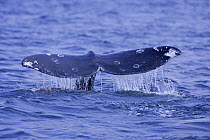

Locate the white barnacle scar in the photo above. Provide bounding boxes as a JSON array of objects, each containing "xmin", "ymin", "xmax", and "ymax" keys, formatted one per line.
[
  {"xmin": 57, "ymin": 54, "xmax": 64, "ymax": 57},
  {"xmin": 136, "ymin": 49, "xmax": 145, "ymax": 54},
  {"xmin": 34, "ymin": 68, "xmax": 39, "ymax": 71},
  {"xmin": 164, "ymin": 48, "xmax": 177, "ymax": 58},
  {"xmin": 23, "ymin": 61, "xmax": 33, "ymax": 67},
  {"xmin": 153, "ymin": 47, "xmax": 159, "ymax": 51}
]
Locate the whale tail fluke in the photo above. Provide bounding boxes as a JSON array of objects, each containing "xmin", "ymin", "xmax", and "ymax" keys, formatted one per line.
[
  {"xmin": 22, "ymin": 46, "xmax": 181, "ymax": 90},
  {"xmin": 96, "ymin": 46, "xmax": 181, "ymax": 75},
  {"xmin": 22, "ymin": 51, "xmax": 98, "ymax": 78}
]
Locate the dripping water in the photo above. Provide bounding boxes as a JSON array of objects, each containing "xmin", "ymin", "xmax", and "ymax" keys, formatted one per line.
[
  {"xmin": 97, "ymin": 71, "xmax": 103, "ymax": 92},
  {"xmin": 18, "ymin": 65, "xmax": 179, "ymax": 94},
  {"xmin": 111, "ymin": 67, "xmax": 179, "ymax": 95},
  {"xmin": 18, "ymin": 72, "xmax": 96, "ymax": 91}
]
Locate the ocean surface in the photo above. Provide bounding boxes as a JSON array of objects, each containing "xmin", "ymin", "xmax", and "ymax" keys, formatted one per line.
[{"xmin": 0, "ymin": 0, "xmax": 210, "ymax": 139}]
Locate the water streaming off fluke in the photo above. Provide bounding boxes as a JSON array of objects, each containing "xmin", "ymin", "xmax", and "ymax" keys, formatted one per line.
[{"xmin": 111, "ymin": 67, "xmax": 178, "ymax": 94}]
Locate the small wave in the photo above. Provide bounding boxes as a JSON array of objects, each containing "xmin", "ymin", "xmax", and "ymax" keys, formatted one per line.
[{"xmin": 0, "ymin": 130, "xmax": 33, "ymax": 139}]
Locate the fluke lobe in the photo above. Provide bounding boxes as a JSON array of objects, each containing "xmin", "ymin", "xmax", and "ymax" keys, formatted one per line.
[{"xmin": 22, "ymin": 46, "xmax": 181, "ymax": 90}]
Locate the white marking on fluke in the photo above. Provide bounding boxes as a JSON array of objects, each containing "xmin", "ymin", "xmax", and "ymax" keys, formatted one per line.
[
  {"xmin": 164, "ymin": 48, "xmax": 177, "ymax": 58},
  {"xmin": 34, "ymin": 60, "xmax": 38, "ymax": 64},
  {"xmin": 114, "ymin": 61, "xmax": 120, "ymax": 65},
  {"xmin": 72, "ymin": 67, "xmax": 78, "ymax": 72},
  {"xmin": 133, "ymin": 64, "xmax": 140, "ymax": 68},
  {"xmin": 51, "ymin": 58, "xmax": 60, "ymax": 64},
  {"xmin": 153, "ymin": 47, "xmax": 159, "ymax": 51},
  {"xmin": 136, "ymin": 49, "xmax": 145, "ymax": 54},
  {"xmin": 58, "ymin": 54, "xmax": 64, "ymax": 57},
  {"xmin": 23, "ymin": 62, "xmax": 33, "ymax": 67},
  {"xmin": 47, "ymin": 54, "xmax": 51, "ymax": 56},
  {"xmin": 34, "ymin": 68, "xmax": 39, "ymax": 71}
]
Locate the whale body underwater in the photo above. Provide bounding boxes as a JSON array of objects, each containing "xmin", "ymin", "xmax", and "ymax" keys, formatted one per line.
[{"xmin": 22, "ymin": 46, "xmax": 181, "ymax": 90}]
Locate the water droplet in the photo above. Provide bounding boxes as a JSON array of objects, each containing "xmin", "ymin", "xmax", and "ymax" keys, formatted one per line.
[
  {"xmin": 133, "ymin": 64, "xmax": 140, "ymax": 68},
  {"xmin": 136, "ymin": 49, "xmax": 145, "ymax": 54},
  {"xmin": 72, "ymin": 67, "xmax": 78, "ymax": 72},
  {"xmin": 58, "ymin": 54, "xmax": 64, "ymax": 57},
  {"xmin": 114, "ymin": 61, "xmax": 120, "ymax": 65}
]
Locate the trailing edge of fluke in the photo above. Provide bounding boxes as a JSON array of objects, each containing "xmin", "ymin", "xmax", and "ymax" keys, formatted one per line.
[{"xmin": 22, "ymin": 46, "xmax": 181, "ymax": 78}]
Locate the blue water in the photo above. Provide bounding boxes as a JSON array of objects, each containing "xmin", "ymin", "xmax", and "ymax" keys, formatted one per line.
[{"xmin": 0, "ymin": 0, "xmax": 210, "ymax": 139}]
